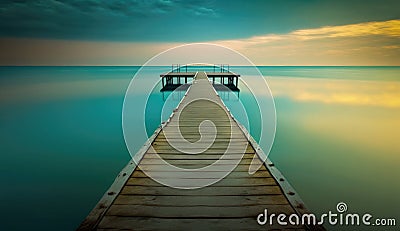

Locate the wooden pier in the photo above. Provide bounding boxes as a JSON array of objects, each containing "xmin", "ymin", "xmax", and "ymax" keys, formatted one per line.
[
  {"xmin": 78, "ymin": 71, "xmax": 324, "ymax": 231},
  {"xmin": 160, "ymin": 65, "xmax": 240, "ymax": 92}
]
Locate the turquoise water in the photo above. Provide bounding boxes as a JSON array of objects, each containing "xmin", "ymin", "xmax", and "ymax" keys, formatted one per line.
[{"xmin": 0, "ymin": 66, "xmax": 399, "ymax": 230}]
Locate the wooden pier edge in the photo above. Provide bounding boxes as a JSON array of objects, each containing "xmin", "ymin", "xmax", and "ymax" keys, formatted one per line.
[
  {"xmin": 76, "ymin": 125, "xmax": 162, "ymax": 231},
  {"xmin": 208, "ymin": 79, "xmax": 325, "ymax": 231},
  {"xmin": 76, "ymin": 80, "xmax": 195, "ymax": 231}
]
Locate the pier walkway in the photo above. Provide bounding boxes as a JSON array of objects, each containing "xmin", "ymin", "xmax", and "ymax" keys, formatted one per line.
[{"xmin": 78, "ymin": 72, "xmax": 323, "ymax": 230}]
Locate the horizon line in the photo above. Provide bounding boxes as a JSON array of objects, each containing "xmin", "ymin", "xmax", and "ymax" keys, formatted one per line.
[{"xmin": 1, "ymin": 65, "xmax": 399, "ymax": 67}]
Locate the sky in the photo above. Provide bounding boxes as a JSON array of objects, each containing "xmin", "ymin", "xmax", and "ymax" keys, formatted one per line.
[{"xmin": 0, "ymin": 0, "xmax": 399, "ymax": 65}]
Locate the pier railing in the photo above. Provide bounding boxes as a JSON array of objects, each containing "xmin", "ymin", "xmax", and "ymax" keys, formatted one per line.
[{"xmin": 161, "ymin": 64, "xmax": 239, "ymax": 92}]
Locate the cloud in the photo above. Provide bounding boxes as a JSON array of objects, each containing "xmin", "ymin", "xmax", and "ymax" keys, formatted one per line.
[
  {"xmin": 215, "ymin": 19, "xmax": 400, "ymax": 65},
  {"xmin": 0, "ymin": 0, "xmax": 178, "ymax": 17},
  {"xmin": 291, "ymin": 20, "xmax": 400, "ymax": 39},
  {"xmin": 0, "ymin": 0, "xmax": 218, "ymax": 40},
  {"xmin": 190, "ymin": 6, "xmax": 217, "ymax": 17}
]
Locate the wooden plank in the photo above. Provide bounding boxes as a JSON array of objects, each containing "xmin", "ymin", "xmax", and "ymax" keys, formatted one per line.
[
  {"xmin": 105, "ymin": 204, "xmax": 295, "ymax": 218},
  {"xmin": 142, "ymin": 153, "xmax": 257, "ymax": 160},
  {"xmin": 131, "ymin": 170, "xmax": 272, "ymax": 178},
  {"xmin": 155, "ymin": 137, "xmax": 248, "ymax": 141},
  {"xmin": 155, "ymin": 135, "xmax": 246, "ymax": 139},
  {"xmin": 152, "ymin": 140, "xmax": 249, "ymax": 145},
  {"xmin": 137, "ymin": 164, "xmax": 267, "ymax": 172},
  {"xmin": 149, "ymin": 143, "xmax": 254, "ymax": 150},
  {"xmin": 149, "ymin": 148, "xmax": 253, "ymax": 153},
  {"xmin": 120, "ymin": 185, "xmax": 283, "ymax": 196},
  {"xmin": 126, "ymin": 177, "xmax": 277, "ymax": 187},
  {"xmin": 150, "ymin": 144, "xmax": 250, "ymax": 150},
  {"xmin": 159, "ymin": 133, "xmax": 245, "ymax": 136},
  {"xmin": 165, "ymin": 124, "xmax": 237, "ymax": 127},
  {"xmin": 113, "ymin": 195, "xmax": 289, "ymax": 206},
  {"xmin": 146, "ymin": 148, "xmax": 256, "ymax": 154},
  {"xmin": 139, "ymin": 158, "xmax": 258, "ymax": 165},
  {"xmin": 164, "ymin": 129, "xmax": 241, "ymax": 133}
]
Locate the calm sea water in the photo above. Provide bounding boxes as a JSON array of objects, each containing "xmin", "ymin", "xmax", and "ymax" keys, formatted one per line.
[{"xmin": 0, "ymin": 66, "xmax": 399, "ymax": 230}]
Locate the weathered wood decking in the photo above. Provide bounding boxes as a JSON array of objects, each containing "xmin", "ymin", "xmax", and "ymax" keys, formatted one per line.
[{"xmin": 78, "ymin": 72, "xmax": 323, "ymax": 231}]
